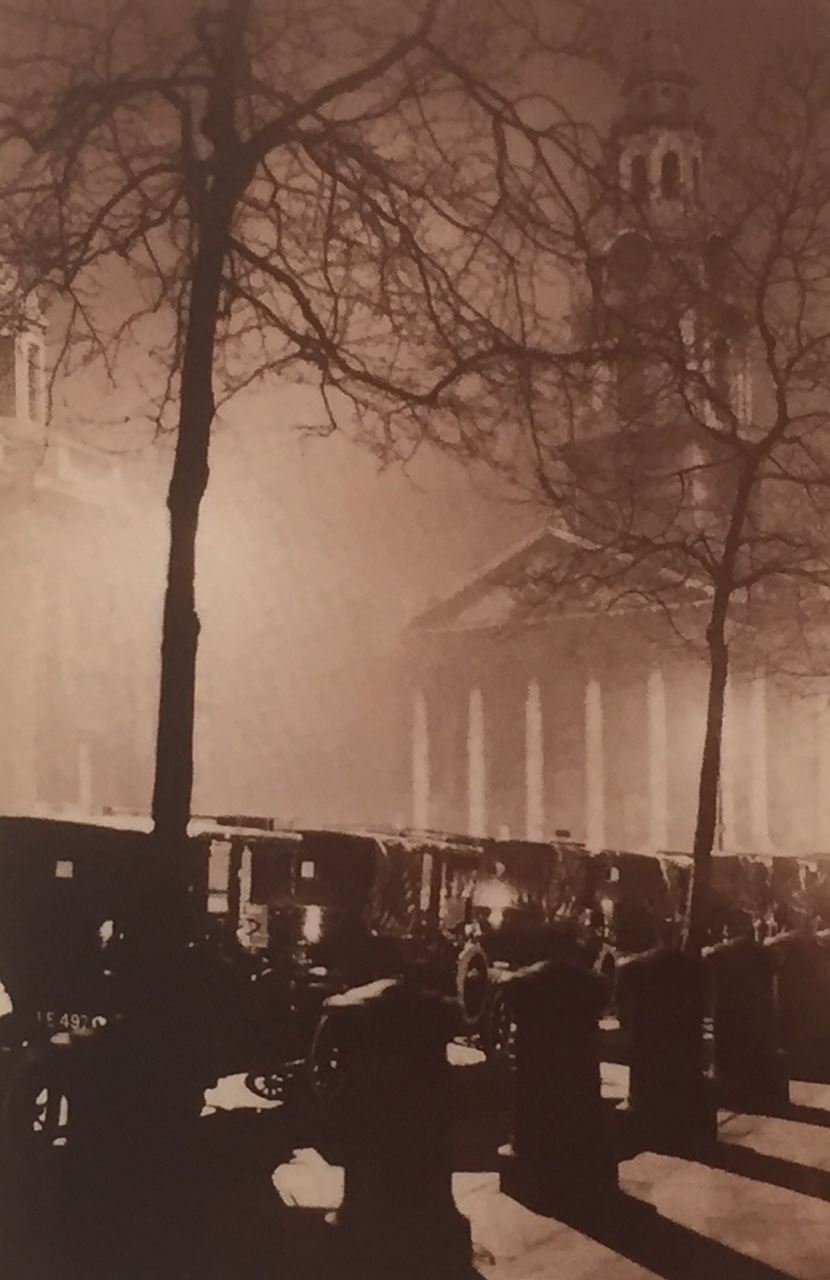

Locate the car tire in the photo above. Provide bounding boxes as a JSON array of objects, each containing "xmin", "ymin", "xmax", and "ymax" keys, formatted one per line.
[
  {"xmin": 308, "ymin": 1013, "xmax": 344, "ymax": 1103},
  {"xmin": 456, "ymin": 943, "xmax": 490, "ymax": 1027},
  {"xmin": 481, "ymin": 986, "xmax": 516, "ymax": 1063},
  {"xmin": 244, "ymin": 1072, "xmax": 285, "ymax": 1102}
]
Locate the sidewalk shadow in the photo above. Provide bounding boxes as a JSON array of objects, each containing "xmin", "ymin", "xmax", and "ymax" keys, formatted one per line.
[
  {"xmin": 548, "ymin": 1192, "xmax": 796, "ymax": 1280},
  {"xmin": 0, "ymin": 1107, "xmax": 332, "ymax": 1280},
  {"xmin": 785, "ymin": 1060, "xmax": 830, "ymax": 1087},
  {"xmin": 783, "ymin": 1101, "xmax": 830, "ymax": 1130},
  {"xmin": 702, "ymin": 1139, "xmax": 830, "ymax": 1204}
]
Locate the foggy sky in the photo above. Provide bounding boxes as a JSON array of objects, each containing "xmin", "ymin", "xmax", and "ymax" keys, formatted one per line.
[{"xmin": 48, "ymin": 0, "xmax": 821, "ymax": 828}]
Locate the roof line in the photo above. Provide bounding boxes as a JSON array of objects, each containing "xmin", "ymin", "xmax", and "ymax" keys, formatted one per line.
[{"xmin": 409, "ymin": 523, "xmax": 586, "ymax": 631}]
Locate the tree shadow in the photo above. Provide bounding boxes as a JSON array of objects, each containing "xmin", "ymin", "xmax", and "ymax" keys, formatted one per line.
[
  {"xmin": 547, "ymin": 1191, "xmax": 797, "ymax": 1280},
  {"xmin": 0, "ymin": 1106, "xmax": 336, "ymax": 1280},
  {"xmin": 65, "ymin": 1104, "xmax": 492, "ymax": 1280},
  {"xmin": 702, "ymin": 1139, "xmax": 830, "ymax": 1204},
  {"xmin": 450, "ymin": 1061, "xmax": 512, "ymax": 1174},
  {"xmin": 782, "ymin": 1101, "xmax": 830, "ymax": 1130}
]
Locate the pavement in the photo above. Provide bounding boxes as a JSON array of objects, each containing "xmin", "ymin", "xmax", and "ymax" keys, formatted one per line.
[
  {"xmin": 272, "ymin": 1059, "xmax": 830, "ymax": 1280},
  {"xmin": 458, "ymin": 1083, "xmax": 830, "ymax": 1280},
  {"xmin": 3, "ymin": 1044, "xmax": 828, "ymax": 1279}
]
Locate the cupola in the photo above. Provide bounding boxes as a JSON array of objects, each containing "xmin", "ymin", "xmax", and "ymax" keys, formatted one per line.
[{"xmin": 610, "ymin": 0, "xmax": 710, "ymax": 217}]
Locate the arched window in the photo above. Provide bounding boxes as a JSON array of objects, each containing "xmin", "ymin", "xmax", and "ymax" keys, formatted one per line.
[
  {"xmin": 661, "ymin": 151, "xmax": 681, "ymax": 199},
  {"xmin": 630, "ymin": 154, "xmax": 649, "ymax": 203},
  {"xmin": 710, "ymin": 333, "xmax": 732, "ymax": 410}
]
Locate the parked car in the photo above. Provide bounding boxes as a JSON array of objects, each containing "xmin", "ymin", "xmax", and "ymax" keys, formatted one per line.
[{"xmin": 0, "ymin": 814, "xmax": 218, "ymax": 1172}]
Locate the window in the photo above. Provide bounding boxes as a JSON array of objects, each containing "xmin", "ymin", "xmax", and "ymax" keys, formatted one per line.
[
  {"xmin": 249, "ymin": 846, "xmax": 293, "ymax": 903},
  {"xmin": 661, "ymin": 151, "xmax": 681, "ymax": 199},
  {"xmin": 25, "ymin": 342, "xmax": 42, "ymax": 420},
  {"xmin": 630, "ymin": 154, "xmax": 649, "ymax": 203},
  {"xmin": 0, "ymin": 334, "xmax": 15, "ymax": 416},
  {"xmin": 208, "ymin": 840, "xmax": 231, "ymax": 913},
  {"xmin": 208, "ymin": 841, "xmax": 231, "ymax": 892},
  {"xmin": 710, "ymin": 334, "xmax": 732, "ymax": 407}
]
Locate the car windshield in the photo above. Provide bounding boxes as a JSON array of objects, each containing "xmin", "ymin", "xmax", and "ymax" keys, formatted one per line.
[{"xmin": 249, "ymin": 831, "xmax": 377, "ymax": 914}]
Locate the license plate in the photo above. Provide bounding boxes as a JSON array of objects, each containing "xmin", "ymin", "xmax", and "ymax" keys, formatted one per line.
[{"xmin": 36, "ymin": 1011, "xmax": 107, "ymax": 1033}]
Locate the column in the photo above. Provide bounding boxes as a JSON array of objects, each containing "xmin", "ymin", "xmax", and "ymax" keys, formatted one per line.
[
  {"xmin": 467, "ymin": 687, "xmax": 486, "ymax": 837},
  {"xmin": 720, "ymin": 674, "xmax": 737, "ymax": 852},
  {"xmin": 412, "ymin": 689, "xmax": 430, "ymax": 831},
  {"xmin": 647, "ymin": 667, "xmax": 669, "ymax": 851},
  {"xmin": 78, "ymin": 739, "xmax": 93, "ymax": 813},
  {"xmin": 8, "ymin": 531, "xmax": 41, "ymax": 811},
  {"xmin": 816, "ymin": 690, "xmax": 830, "ymax": 850},
  {"xmin": 525, "ymin": 679, "xmax": 544, "ymax": 842},
  {"xmin": 585, "ymin": 677, "xmax": 605, "ymax": 850},
  {"xmin": 749, "ymin": 674, "xmax": 771, "ymax": 853}
]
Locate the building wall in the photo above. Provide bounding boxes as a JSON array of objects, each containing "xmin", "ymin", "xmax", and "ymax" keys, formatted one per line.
[
  {"xmin": 405, "ymin": 614, "xmax": 830, "ymax": 857},
  {"xmin": 0, "ymin": 438, "xmax": 159, "ymax": 818}
]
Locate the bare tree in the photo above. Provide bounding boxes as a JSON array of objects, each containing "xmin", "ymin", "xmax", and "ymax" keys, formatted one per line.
[
  {"xmin": 0, "ymin": 0, "xmax": 603, "ymax": 851},
  {"xmin": 459, "ymin": 22, "xmax": 830, "ymax": 949}
]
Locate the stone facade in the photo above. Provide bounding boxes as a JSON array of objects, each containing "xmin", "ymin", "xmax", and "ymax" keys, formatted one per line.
[
  {"xmin": 0, "ymin": 339, "xmax": 158, "ymax": 817},
  {"xmin": 405, "ymin": 568, "xmax": 830, "ymax": 857}
]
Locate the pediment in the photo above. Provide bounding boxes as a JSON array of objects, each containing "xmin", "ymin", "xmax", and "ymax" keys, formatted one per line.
[{"xmin": 410, "ymin": 523, "xmax": 710, "ymax": 635}]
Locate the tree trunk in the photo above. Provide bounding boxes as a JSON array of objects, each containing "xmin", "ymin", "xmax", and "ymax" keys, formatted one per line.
[
  {"xmin": 683, "ymin": 597, "xmax": 730, "ymax": 955},
  {"xmin": 150, "ymin": 2, "xmax": 250, "ymax": 848},
  {"xmin": 151, "ymin": 391, "xmax": 211, "ymax": 848},
  {"xmin": 151, "ymin": 205, "xmax": 238, "ymax": 845}
]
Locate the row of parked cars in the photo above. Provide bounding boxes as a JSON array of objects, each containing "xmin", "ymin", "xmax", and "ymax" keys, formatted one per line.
[{"xmin": 0, "ymin": 812, "xmax": 828, "ymax": 1171}]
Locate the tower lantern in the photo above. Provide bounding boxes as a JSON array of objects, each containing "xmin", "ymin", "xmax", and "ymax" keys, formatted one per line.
[{"xmin": 610, "ymin": 1, "xmax": 710, "ymax": 220}]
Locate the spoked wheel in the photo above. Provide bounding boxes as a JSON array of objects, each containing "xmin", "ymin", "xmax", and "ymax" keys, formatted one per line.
[
  {"xmin": 308, "ymin": 1014, "xmax": 344, "ymax": 1103},
  {"xmin": 244, "ymin": 1072, "xmax": 285, "ymax": 1103},
  {"xmin": 3, "ymin": 1061, "xmax": 72, "ymax": 1172},
  {"xmin": 456, "ymin": 944, "xmax": 490, "ymax": 1028}
]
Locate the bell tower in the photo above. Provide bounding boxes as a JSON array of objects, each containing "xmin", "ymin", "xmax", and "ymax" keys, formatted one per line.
[
  {"xmin": 566, "ymin": 2, "xmax": 747, "ymax": 540},
  {"xmin": 611, "ymin": 0, "xmax": 709, "ymax": 223},
  {"xmin": 574, "ymin": 0, "xmax": 716, "ymax": 443}
]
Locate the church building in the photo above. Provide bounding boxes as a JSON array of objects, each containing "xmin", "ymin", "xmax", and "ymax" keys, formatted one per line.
[{"xmin": 402, "ymin": 14, "xmax": 830, "ymax": 860}]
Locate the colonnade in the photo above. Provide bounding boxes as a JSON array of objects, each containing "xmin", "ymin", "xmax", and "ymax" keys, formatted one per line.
[{"xmin": 410, "ymin": 668, "xmax": 801, "ymax": 852}]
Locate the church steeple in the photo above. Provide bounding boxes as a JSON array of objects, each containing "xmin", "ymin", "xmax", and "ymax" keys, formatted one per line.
[{"xmin": 610, "ymin": 1, "xmax": 710, "ymax": 216}]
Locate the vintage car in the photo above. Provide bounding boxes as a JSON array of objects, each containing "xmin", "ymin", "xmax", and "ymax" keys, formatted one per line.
[
  {"xmin": 210, "ymin": 827, "xmax": 502, "ymax": 1096},
  {"xmin": 0, "ymin": 813, "xmax": 595, "ymax": 1156},
  {"xmin": 6, "ymin": 809, "xmax": 820, "ymax": 1163},
  {"xmin": 706, "ymin": 853, "xmax": 775, "ymax": 941},
  {"xmin": 800, "ymin": 853, "xmax": 830, "ymax": 929},
  {"xmin": 586, "ymin": 849, "xmax": 692, "ymax": 972},
  {"xmin": 209, "ymin": 827, "xmax": 412, "ymax": 1097},
  {"xmin": 0, "ymin": 814, "xmax": 224, "ymax": 1171},
  {"xmin": 206, "ymin": 823, "xmax": 604, "ymax": 1094}
]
